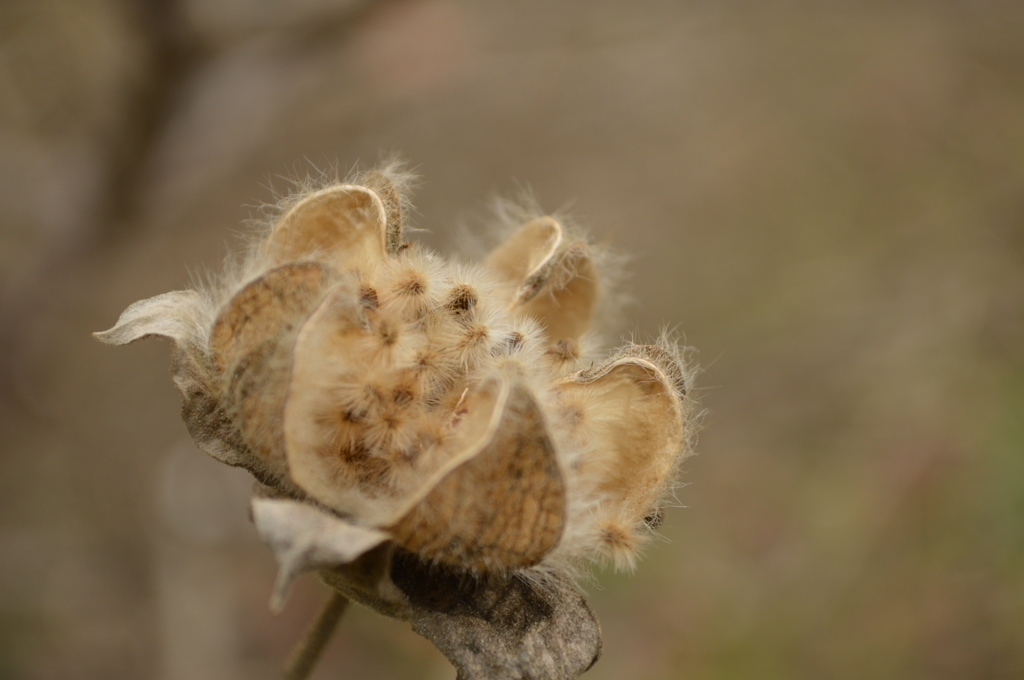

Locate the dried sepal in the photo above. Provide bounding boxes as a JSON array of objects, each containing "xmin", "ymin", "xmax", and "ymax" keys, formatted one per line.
[
  {"xmin": 315, "ymin": 546, "xmax": 412, "ymax": 623},
  {"xmin": 170, "ymin": 347, "xmax": 255, "ymax": 469},
  {"xmin": 93, "ymin": 290, "xmax": 205, "ymax": 348},
  {"xmin": 318, "ymin": 546, "xmax": 601, "ymax": 680},
  {"xmin": 251, "ymin": 497, "xmax": 389, "ymax": 613},
  {"xmin": 94, "ymin": 291, "xmax": 276, "ymax": 482},
  {"xmin": 389, "ymin": 375, "xmax": 566, "ymax": 571},
  {"xmin": 262, "ymin": 185, "xmax": 388, "ymax": 271},
  {"xmin": 390, "ymin": 550, "xmax": 602, "ymax": 680}
]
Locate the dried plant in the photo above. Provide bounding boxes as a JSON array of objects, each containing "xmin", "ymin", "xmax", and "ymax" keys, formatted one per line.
[{"xmin": 96, "ymin": 163, "xmax": 697, "ymax": 680}]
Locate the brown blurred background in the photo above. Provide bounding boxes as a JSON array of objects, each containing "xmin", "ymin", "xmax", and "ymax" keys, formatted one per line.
[{"xmin": 2, "ymin": 0, "xmax": 1024, "ymax": 678}]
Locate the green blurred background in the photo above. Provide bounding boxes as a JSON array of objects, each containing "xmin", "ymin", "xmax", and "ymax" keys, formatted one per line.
[{"xmin": 2, "ymin": 1, "xmax": 1024, "ymax": 678}]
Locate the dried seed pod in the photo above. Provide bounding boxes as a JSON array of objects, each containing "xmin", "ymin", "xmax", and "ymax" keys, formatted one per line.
[{"xmin": 96, "ymin": 164, "xmax": 698, "ymax": 680}]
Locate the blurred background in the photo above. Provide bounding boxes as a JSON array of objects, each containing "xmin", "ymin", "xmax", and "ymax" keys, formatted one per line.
[{"xmin": 2, "ymin": 0, "xmax": 1024, "ymax": 678}]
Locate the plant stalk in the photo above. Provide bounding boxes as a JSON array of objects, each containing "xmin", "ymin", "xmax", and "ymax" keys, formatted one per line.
[{"xmin": 283, "ymin": 591, "xmax": 350, "ymax": 680}]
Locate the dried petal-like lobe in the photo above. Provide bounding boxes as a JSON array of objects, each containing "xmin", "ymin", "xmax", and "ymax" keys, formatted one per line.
[
  {"xmin": 209, "ymin": 263, "xmax": 332, "ymax": 482},
  {"xmin": 390, "ymin": 376, "xmax": 566, "ymax": 571},
  {"xmin": 210, "ymin": 262, "xmax": 330, "ymax": 373},
  {"xmin": 284, "ymin": 283, "xmax": 382, "ymax": 516},
  {"xmin": 514, "ymin": 242, "xmax": 598, "ymax": 341},
  {"xmin": 484, "ymin": 219, "xmax": 599, "ymax": 341},
  {"xmin": 262, "ymin": 185, "xmax": 388, "ymax": 270},
  {"xmin": 251, "ymin": 497, "xmax": 389, "ymax": 613},
  {"xmin": 93, "ymin": 290, "xmax": 203, "ymax": 347},
  {"xmin": 484, "ymin": 217, "xmax": 563, "ymax": 305},
  {"xmin": 559, "ymin": 354, "xmax": 684, "ymax": 527},
  {"xmin": 356, "ymin": 170, "xmax": 405, "ymax": 255}
]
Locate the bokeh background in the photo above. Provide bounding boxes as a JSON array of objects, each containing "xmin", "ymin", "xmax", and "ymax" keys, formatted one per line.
[{"xmin": 3, "ymin": 1, "xmax": 1024, "ymax": 678}]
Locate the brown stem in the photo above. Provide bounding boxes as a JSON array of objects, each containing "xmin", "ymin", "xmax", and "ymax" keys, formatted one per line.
[{"xmin": 283, "ymin": 592, "xmax": 350, "ymax": 680}]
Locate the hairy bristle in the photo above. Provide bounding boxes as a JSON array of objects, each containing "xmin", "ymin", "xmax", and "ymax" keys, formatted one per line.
[
  {"xmin": 359, "ymin": 284, "xmax": 379, "ymax": 309},
  {"xmin": 545, "ymin": 338, "xmax": 580, "ymax": 364},
  {"xmin": 598, "ymin": 520, "xmax": 641, "ymax": 571},
  {"xmin": 445, "ymin": 284, "xmax": 478, "ymax": 313}
]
